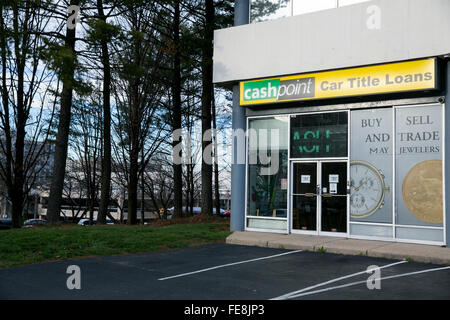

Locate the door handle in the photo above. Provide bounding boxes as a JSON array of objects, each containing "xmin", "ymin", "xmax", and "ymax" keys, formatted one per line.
[
  {"xmin": 304, "ymin": 193, "xmax": 316, "ymax": 198},
  {"xmin": 322, "ymin": 193, "xmax": 332, "ymax": 198}
]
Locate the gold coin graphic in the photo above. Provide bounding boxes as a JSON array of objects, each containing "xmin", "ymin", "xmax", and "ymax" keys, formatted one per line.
[{"xmin": 402, "ymin": 160, "xmax": 443, "ymax": 224}]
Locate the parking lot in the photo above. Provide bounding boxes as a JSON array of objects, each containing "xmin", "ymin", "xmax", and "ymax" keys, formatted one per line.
[{"xmin": 0, "ymin": 243, "xmax": 449, "ymax": 300}]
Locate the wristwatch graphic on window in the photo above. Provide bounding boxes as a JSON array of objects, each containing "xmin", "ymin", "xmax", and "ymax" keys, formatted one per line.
[{"xmin": 350, "ymin": 160, "xmax": 390, "ymax": 219}]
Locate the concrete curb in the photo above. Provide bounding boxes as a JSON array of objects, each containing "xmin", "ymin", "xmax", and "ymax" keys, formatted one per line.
[{"xmin": 226, "ymin": 231, "xmax": 450, "ymax": 265}]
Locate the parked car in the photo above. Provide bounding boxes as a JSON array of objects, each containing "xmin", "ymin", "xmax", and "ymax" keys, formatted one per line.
[
  {"xmin": 273, "ymin": 209, "xmax": 287, "ymax": 218},
  {"xmin": 77, "ymin": 218, "xmax": 114, "ymax": 226},
  {"xmin": 0, "ymin": 219, "xmax": 12, "ymax": 230},
  {"xmin": 159, "ymin": 208, "xmax": 174, "ymax": 220},
  {"xmin": 166, "ymin": 206, "xmax": 200, "ymax": 217},
  {"xmin": 22, "ymin": 219, "xmax": 47, "ymax": 228},
  {"xmin": 212, "ymin": 208, "xmax": 227, "ymax": 217},
  {"xmin": 78, "ymin": 218, "xmax": 93, "ymax": 226},
  {"xmin": 167, "ymin": 206, "xmax": 228, "ymax": 217}
]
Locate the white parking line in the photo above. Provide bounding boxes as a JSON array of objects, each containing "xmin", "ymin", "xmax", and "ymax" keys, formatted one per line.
[
  {"xmin": 158, "ymin": 249, "xmax": 303, "ymax": 281},
  {"xmin": 271, "ymin": 260, "xmax": 408, "ymax": 300},
  {"xmin": 276, "ymin": 265, "xmax": 450, "ymax": 300}
]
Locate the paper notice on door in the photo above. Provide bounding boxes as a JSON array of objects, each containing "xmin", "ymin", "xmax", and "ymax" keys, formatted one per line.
[
  {"xmin": 330, "ymin": 183, "xmax": 338, "ymax": 194},
  {"xmin": 301, "ymin": 175, "xmax": 311, "ymax": 184},
  {"xmin": 329, "ymin": 174, "xmax": 339, "ymax": 183},
  {"xmin": 281, "ymin": 179, "xmax": 287, "ymax": 190}
]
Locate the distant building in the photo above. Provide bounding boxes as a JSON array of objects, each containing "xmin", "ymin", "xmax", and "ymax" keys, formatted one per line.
[{"xmin": 0, "ymin": 138, "xmax": 55, "ymax": 219}]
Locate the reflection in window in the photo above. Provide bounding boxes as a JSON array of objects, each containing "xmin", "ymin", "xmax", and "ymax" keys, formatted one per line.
[
  {"xmin": 292, "ymin": 0, "xmax": 336, "ymax": 16},
  {"xmin": 250, "ymin": 0, "xmax": 290, "ymax": 23},
  {"xmin": 247, "ymin": 117, "xmax": 288, "ymax": 219},
  {"xmin": 338, "ymin": 0, "xmax": 371, "ymax": 7},
  {"xmin": 290, "ymin": 112, "xmax": 348, "ymax": 159},
  {"xmin": 250, "ymin": 0, "xmax": 372, "ymax": 23}
]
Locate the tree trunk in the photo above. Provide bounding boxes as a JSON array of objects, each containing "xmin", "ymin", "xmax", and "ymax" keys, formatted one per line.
[
  {"xmin": 212, "ymin": 89, "xmax": 221, "ymax": 216},
  {"xmin": 127, "ymin": 89, "xmax": 139, "ymax": 226},
  {"xmin": 126, "ymin": 9, "xmax": 142, "ymax": 225},
  {"xmin": 127, "ymin": 148, "xmax": 138, "ymax": 225},
  {"xmin": 47, "ymin": 0, "xmax": 80, "ymax": 225},
  {"xmin": 0, "ymin": 7, "xmax": 14, "ymax": 225},
  {"xmin": 10, "ymin": 5, "xmax": 26, "ymax": 228},
  {"xmin": 201, "ymin": 0, "xmax": 214, "ymax": 216},
  {"xmin": 190, "ymin": 163, "xmax": 194, "ymax": 216},
  {"xmin": 172, "ymin": 0, "xmax": 183, "ymax": 219},
  {"xmin": 141, "ymin": 151, "xmax": 145, "ymax": 224},
  {"xmin": 1, "ymin": 4, "xmax": 29, "ymax": 228},
  {"xmin": 97, "ymin": 0, "xmax": 112, "ymax": 225}
]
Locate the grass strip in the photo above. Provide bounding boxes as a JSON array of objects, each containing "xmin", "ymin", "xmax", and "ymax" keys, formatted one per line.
[{"xmin": 0, "ymin": 220, "xmax": 231, "ymax": 269}]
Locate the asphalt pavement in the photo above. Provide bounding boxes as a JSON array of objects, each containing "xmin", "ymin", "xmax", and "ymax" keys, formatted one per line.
[{"xmin": 0, "ymin": 243, "xmax": 449, "ymax": 300}]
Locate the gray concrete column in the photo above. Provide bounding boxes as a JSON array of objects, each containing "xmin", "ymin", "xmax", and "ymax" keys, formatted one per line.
[
  {"xmin": 230, "ymin": 0, "xmax": 249, "ymax": 232},
  {"xmin": 445, "ymin": 58, "xmax": 450, "ymax": 247},
  {"xmin": 234, "ymin": 0, "xmax": 250, "ymax": 26}
]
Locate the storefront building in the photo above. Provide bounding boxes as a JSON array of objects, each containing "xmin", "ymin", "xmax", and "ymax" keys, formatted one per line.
[{"xmin": 214, "ymin": 0, "xmax": 450, "ymax": 246}]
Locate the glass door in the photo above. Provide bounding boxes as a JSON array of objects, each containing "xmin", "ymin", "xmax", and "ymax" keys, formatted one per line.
[
  {"xmin": 290, "ymin": 161, "xmax": 348, "ymax": 235},
  {"xmin": 291, "ymin": 162, "xmax": 318, "ymax": 232},
  {"xmin": 320, "ymin": 162, "xmax": 348, "ymax": 234}
]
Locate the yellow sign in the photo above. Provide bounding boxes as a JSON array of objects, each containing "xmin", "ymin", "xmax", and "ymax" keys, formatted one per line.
[{"xmin": 240, "ymin": 58, "xmax": 438, "ymax": 106}]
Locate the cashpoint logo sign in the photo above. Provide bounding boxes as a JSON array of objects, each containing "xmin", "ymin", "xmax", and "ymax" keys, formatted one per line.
[
  {"xmin": 240, "ymin": 58, "xmax": 437, "ymax": 106},
  {"xmin": 241, "ymin": 78, "xmax": 315, "ymax": 103}
]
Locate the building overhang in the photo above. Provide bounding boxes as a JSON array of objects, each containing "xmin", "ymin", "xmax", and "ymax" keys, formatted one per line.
[{"xmin": 213, "ymin": 0, "xmax": 450, "ymax": 85}]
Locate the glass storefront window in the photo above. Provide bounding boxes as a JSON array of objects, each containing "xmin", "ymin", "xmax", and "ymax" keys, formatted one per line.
[
  {"xmin": 247, "ymin": 117, "xmax": 288, "ymax": 224},
  {"xmin": 348, "ymin": 104, "xmax": 444, "ymax": 243},
  {"xmin": 395, "ymin": 105, "xmax": 443, "ymax": 228},
  {"xmin": 244, "ymin": 104, "xmax": 444, "ymax": 243},
  {"xmin": 350, "ymin": 108, "xmax": 393, "ymax": 224},
  {"xmin": 292, "ymin": 0, "xmax": 336, "ymax": 16},
  {"xmin": 250, "ymin": 0, "xmax": 372, "ymax": 23},
  {"xmin": 290, "ymin": 112, "xmax": 348, "ymax": 159},
  {"xmin": 338, "ymin": 0, "xmax": 371, "ymax": 7},
  {"xmin": 250, "ymin": 0, "xmax": 291, "ymax": 23}
]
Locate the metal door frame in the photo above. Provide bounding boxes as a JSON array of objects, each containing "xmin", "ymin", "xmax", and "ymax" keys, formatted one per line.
[{"xmin": 290, "ymin": 159, "xmax": 349, "ymax": 237}]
